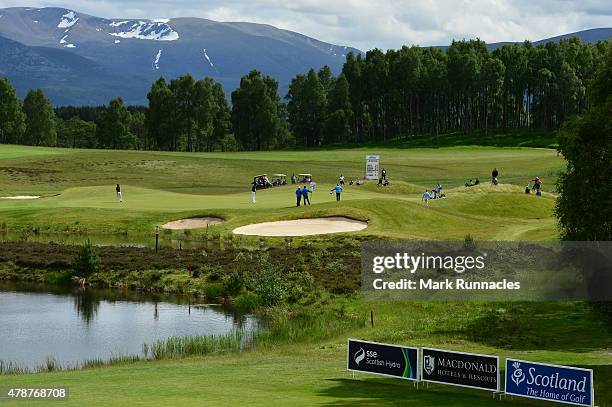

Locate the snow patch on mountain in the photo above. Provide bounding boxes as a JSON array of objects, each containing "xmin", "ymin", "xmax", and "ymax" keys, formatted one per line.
[
  {"xmin": 60, "ymin": 35, "xmax": 67, "ymax": 44},
  {"xmin": 109, "ymin": 20, "xmax": 129, "ymax": 27},
  {"xmin": 153, "ymin": 49, "xmax": 162, "ymax": 70},
  {"xmin": 65, "ymin": 44, "xmax": 76, "ymax": 48},
  {"xmin": 109, "ymin": 21, "xmax": 179, "ymax": 41},
  {"xmin": 58, "ymin": 11, "xmax": 78, "ymax": 29},
  {"xmin": 114, "ymin": 40, "xmax": 121, "ymax": 43},
  {"xmin": 152, "ymin": 18, "xmax": 170, "ymax": 23},
  {"xmin": 203, "ymin": 49, "xmax": 214, "ymax": 67}
]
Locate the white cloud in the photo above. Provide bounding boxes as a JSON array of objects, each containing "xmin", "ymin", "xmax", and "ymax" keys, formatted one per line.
[{"xmin": 0, "ymin": 0, "xmax": 608, "ymax": 49}]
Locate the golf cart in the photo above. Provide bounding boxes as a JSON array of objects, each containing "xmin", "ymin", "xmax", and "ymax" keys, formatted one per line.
[
  {"xmin": 253, "ymin": 174, "xmax": 272, "ymax": 189},
  {"xmin": 272, "ymin": 174, "xmax": 287, "ymax": 186},
  {"xmin": 298, "ymin": 173, "xmax": 312, "ymax": 183}
]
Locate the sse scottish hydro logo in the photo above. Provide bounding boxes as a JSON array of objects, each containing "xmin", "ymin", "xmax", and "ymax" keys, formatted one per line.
[
  {"xmin": 347, "ymin": 339, "xmax": 418, "ymax": 381},
  {"xmin": 354, "ymin": 348, "xmax": 365, "ymax": 365},
  {"xmin": 505, "ymin": 359, "xmax": 594, "ymax": 406}
]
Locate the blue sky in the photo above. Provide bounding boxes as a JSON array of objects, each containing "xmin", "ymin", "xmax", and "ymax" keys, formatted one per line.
[{"xmin": 0, "ymin": 0, "xmax": 610, "ymax": 50}]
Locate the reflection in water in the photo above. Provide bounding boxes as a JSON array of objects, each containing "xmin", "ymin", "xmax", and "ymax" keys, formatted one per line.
[
  {"xmin": 73, "ymin": 289, "xmax": 101, "ymax": 323},
  {"xmin": 0, "ymin": 282, "xmax": 259, "ymax": 370}
]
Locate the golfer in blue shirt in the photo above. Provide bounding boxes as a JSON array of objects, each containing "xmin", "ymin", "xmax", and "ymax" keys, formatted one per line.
[
  {"xmin": 302, "ymin": 186, "xmax": 311, "ymax": 206},
  {"xmin": 332, "ymin": 184, "xmax": 342, "ymax": 202},
  {"xmin": 296, "ymin": 187, "xmax": 302, "ymax": 207},
  {"xmin": 422, "ymin": 190, "xmax": 430, "ymax": 207}
]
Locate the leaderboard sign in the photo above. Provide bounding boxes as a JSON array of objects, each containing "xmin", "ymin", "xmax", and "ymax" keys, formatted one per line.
[
  {"xmin": 506, "ymin": 359, "xmax": 594, "ymax": 406},
  {"xmin": 421, "ymin": 348, "xmax": 499, "ymax": 392},
  {"xmin": 364, "ymin": 155, "xmax": 380, "ymax": 180},
  {"xmin": 347, "ymin": 339, "xmax": 418, "ymax": 381}
]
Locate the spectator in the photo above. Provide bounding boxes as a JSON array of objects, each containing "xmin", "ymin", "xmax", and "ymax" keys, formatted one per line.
[
  {"xmin": 302, "ymin": 185, "xmax": 311, "ymax": 206},
  {"xmin": 533, "ymin": 177, "xmax": 542, "ymax": 196},
  {"xmin": 116, "ymin": 184, "xmax": 123, "ymax": 203},
  {"xmin": 422, "ymin": 190, "xmax": 430, "ymax": 207}
]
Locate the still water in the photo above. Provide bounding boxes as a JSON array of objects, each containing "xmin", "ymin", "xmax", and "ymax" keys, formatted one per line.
[{"xmin": 0, "ymin": 282, "xmax": 258, "ymax": 370}]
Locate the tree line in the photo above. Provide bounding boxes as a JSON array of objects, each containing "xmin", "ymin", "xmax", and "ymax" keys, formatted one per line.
[{"xmin": 0, "ymin": 38, "xmax": 608, "ymax": 151}]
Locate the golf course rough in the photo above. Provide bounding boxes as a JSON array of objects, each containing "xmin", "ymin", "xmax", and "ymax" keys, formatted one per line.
[{"xmin": 232, "ymin": 217, "xmax": 368, "ymax": 236}]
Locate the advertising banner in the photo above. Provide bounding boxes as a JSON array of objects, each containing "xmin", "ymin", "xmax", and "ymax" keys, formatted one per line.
[
  {"xmin": 365, "ymin": 155, "xmax": 380, "ymax": 180},
  {"xmin": 505, "ymin": 359, "xmax": 594, "ymax": 406},
  {"xmin": 347, "ymin": 339, "xmax": 419, "ymax": 381},
  {"xmin": 421, "ymin": 348, "xmax": 499, "ymax": 391}
]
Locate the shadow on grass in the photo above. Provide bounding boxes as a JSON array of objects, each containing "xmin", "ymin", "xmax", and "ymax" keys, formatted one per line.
[
  {"xmin": 460, "ymin": 302, "xmax": 612, "ymax": 352},
  {"xmin": 314, "ymin": 129, "xmax": 558, "ymax": 150},
  {"xmin": 320, "ymin": 367, "xmax": 612, "ymax": 406},
  {"xmin": 591, "ymin": 365, "xmax": 612, "ymax": 406},
  {"xmin": 317, "ymin": 378, "xmax": 547, "ymax": 406}
]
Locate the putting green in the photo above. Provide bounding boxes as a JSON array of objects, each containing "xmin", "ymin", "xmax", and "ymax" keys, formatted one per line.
[{"xmin": 0, "ymin": 184, "xmax": 387, "ymax": 211}]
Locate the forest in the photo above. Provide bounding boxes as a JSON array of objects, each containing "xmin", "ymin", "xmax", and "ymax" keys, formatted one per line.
[{"xmin": 0, "ymin": 38, "xmax": 609, "ymax": 151}]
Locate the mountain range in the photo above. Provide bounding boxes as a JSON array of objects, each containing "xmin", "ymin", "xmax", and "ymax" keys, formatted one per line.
[
  {"xmin": 0, "ymin": 7, "xmax": 359, "ymax": 105},
  {"xmin": 0, "ymin": 7, "xmax": 610, "ymax": 106}
]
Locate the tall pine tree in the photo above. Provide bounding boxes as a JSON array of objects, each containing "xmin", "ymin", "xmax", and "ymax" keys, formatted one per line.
[
  {"xmin": 0, "ymin": 78, "xmax": 26, "ymax": 144},
  {"xmin": 23, "ymin": 89, "xmax": 57, "ymax": 146}
]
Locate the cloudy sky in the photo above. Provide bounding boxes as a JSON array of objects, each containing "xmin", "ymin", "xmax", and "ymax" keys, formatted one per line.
[{"xmin": 0, "ymin": 0, "xmax": 610, "ymax": 50}]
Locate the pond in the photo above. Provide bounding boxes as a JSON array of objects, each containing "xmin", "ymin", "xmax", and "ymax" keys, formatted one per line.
[{"xmin": 0, "ymin": 282, "xmax": 259, "ymax": 371}]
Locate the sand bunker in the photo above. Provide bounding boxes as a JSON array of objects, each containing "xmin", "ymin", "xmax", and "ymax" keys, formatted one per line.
[
  {"xmin": 0, "ymin": 195, "xmax": 41, "ymax": 200},
  {"xmin": 162, "ymin": 217, "xmax": 224, "ymax": 230},
  {"xmin": 233, "ymin": 217, "xmax": 367, "ymax": 236}
]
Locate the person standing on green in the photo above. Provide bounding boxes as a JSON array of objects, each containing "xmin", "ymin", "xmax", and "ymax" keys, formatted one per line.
[
  {"xmin": 116, "ymin": 184, "xmax": 123, "ymax": 203},
  {"xmin": 332, "ymin": 184, "xmax": 343, "ymax": 202},
  {"xmin": 302, "ymin": 185, "xmax": 311, "ymax": 206},
  {"xmin": 295, "ymin": 187, "xmax": 302, "ymax": 207}
]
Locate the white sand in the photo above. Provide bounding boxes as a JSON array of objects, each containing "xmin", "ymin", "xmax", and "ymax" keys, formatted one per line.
[
  {"xmin": 0, "ymin": 195, "xmax": 41, "ymax": 200},
  {"xmin": 232, "ymin": 217, "xmax": 367, "ymax": 236},
  {"xmin": 162, "ymin": 217, "xmax": 223, "ymax": 230}
]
